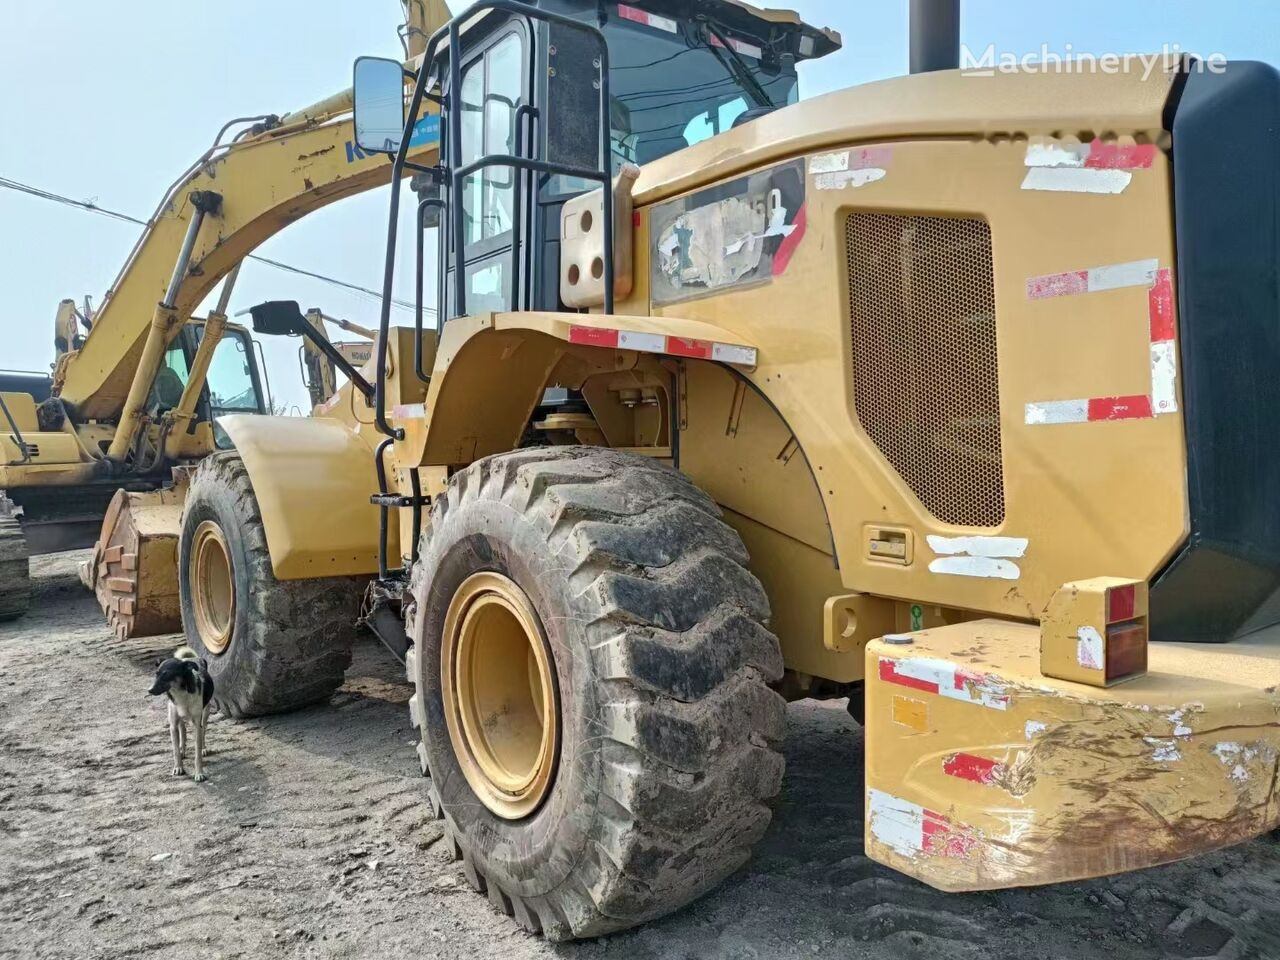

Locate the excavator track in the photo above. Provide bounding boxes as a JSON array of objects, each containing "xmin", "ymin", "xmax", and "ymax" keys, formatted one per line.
[{"xmin": 0, "ymin": 515, "xmax": 30, "ymax": 623}]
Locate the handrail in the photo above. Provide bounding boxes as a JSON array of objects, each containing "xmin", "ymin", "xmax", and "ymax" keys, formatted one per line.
[
  {"xmin": 373, "ymin": 0, "xmax": 617, "ymax": 443},
  {"xmin": 414, "ymin": 196, "xmax": 447, "ymax": 383},
  {"xmin": 0, "ymin": 394, "xmax": 32, "ymax": 465}
]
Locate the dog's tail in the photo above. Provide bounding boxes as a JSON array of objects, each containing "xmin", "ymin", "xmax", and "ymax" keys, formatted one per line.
[{"xmin": 173, "ymin": 646, "xmax": 199, "ymax": 661}]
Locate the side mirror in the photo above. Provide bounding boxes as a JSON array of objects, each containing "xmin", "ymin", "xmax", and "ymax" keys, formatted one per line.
[{"xmin": 352, "ymin": 56, "xmax": 407, "ymax": 155}]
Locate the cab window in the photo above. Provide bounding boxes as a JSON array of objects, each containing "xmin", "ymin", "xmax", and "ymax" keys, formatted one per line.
[{"xmin": 460, "ymin": 31, "xmax": 524, "ymax": 248}]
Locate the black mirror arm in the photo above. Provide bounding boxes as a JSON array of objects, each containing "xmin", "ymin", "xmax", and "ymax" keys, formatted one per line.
[{"xmin": 296, "ymin": 323, "xmax": 375, "ymax": 401}]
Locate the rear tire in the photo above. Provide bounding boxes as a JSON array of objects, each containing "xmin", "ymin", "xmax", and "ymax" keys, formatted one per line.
[
  {"xmin": 0, "ymin": 516, "xmax": 30, "ymax": 623},
  {"xmin": 405, "ymin": 447, "xmax": 785, "ymax": 940},
  {"xmin": 178, "ymin": 452, "xmax": 366, "ymax": 718}
]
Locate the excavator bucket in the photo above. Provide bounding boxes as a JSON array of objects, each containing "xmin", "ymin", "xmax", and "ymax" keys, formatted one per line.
[{"xmin": 80, "ymin": 476, "xmax": 189, "ymax": 640}]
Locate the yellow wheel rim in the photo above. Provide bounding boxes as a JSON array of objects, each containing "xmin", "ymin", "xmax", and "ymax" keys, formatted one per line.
[
  {"xmin": 191, "ymin": 520, "xmax": 234, "ymax": 655},
  {"xmin": 440, "ymin": 572, "xmax": 559, "ymax": 820}
]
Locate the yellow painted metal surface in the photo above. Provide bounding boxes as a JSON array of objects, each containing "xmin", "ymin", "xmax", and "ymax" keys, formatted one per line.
[
  {"xmin": 641, "ymin": 94, "xmax": 1186, "ymax": 641},
  {"xmin": 864, "ymin": 621, "xmax": 1280, "ymax": 891},
  {"xmin": 0, "ymin": 394, "xmax": 39, "ymax": 432},
  {"xmin": 405, "ymin": 311, "xmax": 755, "ymax": 468},
  {"xmin": 631, "ymin": 65, "xmax": 1172, "ymax": 207},
  {"xmin": 219, "ymin": 414, "xmax": 393, "ymax": 579}
]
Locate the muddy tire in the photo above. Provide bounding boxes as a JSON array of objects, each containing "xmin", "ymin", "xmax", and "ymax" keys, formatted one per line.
[
  {"xmin": 405, "ymin": 447, "xmax": 785, "ymax": 940},
  {"xmin": 178, "ymin": 452, "xmax": 366, "ymax": 718},
  {"xmin": 0, "ymin": 517, "xmax": 30, "ymax": 623}
]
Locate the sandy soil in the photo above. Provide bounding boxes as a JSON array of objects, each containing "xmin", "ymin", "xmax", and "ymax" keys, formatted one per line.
[{"xmin": 3, "ymin": 552, "xmax": 1280, "ymax": 960}]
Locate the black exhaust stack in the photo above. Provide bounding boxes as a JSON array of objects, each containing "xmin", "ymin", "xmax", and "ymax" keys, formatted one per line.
[{"xmin": 909, "ymin": 0, "xmax": 960, "ymax": 73}]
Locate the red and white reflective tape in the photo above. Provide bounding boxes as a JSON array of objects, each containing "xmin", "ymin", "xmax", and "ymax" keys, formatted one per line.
[
  {"xmin": 392, "ymin": 403, "xmax": 426, "ymax": 420},
  {"xmin": 617, "ymin": 4, "xmax": 677, "ymax": 33},
  {"xmin": 568, "ymin": 324, "xmax": 758, "ymax": 366},
  {"xmin": 709, "ymin": 32, "xmax": 764, "ymax": 59},
  {"xmin": 1022, "ymin": 139, "xmax": 1158, "ymax": 195},
  {"xmin": 1024, "ymin": 263, "xmax": 1178, "ymax": 425},
  {"xmin": 1026, "ymin": 258, "xmax": 1159, "ymax": 301},
  {"xmin": 877, "ymin": 656, "xmax": 1010, "ymax": 711},
  {"xmin": 867, "ymin": 788, "xmax": 979, "ymax": 860},
  {"xmin": 943, "ymin": 752, "xmax": 1002, "ymax": 786}
]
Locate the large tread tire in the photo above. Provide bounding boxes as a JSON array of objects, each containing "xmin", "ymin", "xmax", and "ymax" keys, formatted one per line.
[
  {"xmin": 0, "ymin": 517, "xmax": 30, "ymax": 623},
  {"xmin": 405, "ymin": 447, "xmax": 785, "ymax": 941},
  {"xmin": 178, "ymin": 452, "xmax": 367, "ymax": 718}
]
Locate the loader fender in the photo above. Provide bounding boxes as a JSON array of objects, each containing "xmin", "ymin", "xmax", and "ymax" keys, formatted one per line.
[
  {"xmin": 218, "ymin": 414, "xmax": 393, "ymax": 580},
  {"xmin": 414, "ymin": 311, "xmax": 759, "ymax": 467}
]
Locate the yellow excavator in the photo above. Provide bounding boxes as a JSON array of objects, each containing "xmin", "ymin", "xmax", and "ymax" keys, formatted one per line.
[{"xmin": 0, "ymin": 1, "xmax": 452, "ymax": 634}]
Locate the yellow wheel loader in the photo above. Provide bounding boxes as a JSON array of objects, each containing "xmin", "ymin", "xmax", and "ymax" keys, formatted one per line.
[
  {"xmin": 107, "ymin": 0, "xmax": 1280, "ymax": 942},
  {"xmin": 0, "ymin": 2, "xmax": 451, "ymax": 636}
]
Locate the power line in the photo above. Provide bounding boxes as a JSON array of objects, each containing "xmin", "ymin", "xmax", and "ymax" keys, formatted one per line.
[{"xmin": 0, "ymin": 175, "xmax": 428, "ymax": 315}]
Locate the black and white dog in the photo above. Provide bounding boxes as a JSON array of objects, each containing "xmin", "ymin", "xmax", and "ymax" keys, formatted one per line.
[{"xmin": 148, "ymin": 647, "xmax": 214, "ymax": 782}]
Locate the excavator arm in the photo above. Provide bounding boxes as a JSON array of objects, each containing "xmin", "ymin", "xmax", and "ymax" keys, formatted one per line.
[
  {"xmin": 56, "ymin": 100, "xmax": 440, "ymax": 423},
  {"xmin": 55, "ymin": 0, "xmax": 452, "ymax": 431}
]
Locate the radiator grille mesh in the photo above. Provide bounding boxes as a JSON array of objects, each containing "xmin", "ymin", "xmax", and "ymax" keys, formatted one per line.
[{"xmin": 844, "ymin": 213, "xmax": 1005, "ymax": 527}]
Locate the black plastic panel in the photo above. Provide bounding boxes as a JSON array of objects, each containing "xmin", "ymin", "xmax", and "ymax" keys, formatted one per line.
[{"xmin": 1152, "ymin": 62, "xmax": 1280, "ymax": 642}]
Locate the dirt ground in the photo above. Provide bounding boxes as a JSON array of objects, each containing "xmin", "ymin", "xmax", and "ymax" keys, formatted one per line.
[{"xmin": 3, "ymin": 553, "xmax": 1280, "ymax": 960}]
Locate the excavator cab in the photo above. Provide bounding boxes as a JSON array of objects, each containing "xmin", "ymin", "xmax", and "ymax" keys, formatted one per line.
[{"xmin": 160, "ymin": 321, "xmax": 270, "ymax": 448}]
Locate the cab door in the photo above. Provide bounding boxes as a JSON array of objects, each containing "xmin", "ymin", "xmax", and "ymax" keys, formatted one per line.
[{"xmin": 445, "ymin": 20, "xmax": 532, "ymax": 316}]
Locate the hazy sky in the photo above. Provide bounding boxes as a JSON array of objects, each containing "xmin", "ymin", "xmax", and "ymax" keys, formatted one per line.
[{"xmin": 3, "ymin": 1, "xmax": 1277, "ymax": 413}]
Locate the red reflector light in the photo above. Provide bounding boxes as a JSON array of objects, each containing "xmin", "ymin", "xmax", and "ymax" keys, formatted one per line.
[
  {"xmin": 1106, "ymin": 620, "xmax": 1148, "ymax": 682},
  {"xmin": 1107, "ymin": 583, "xmax": 1137, "ymax": 623}
]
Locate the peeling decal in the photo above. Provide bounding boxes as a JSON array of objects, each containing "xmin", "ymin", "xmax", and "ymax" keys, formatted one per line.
[
  {"xmin": 868, "ymin": 788, "xmax": 979, "ymax": 859},
  {"xmin": 651, "ymin": 159, "xmax": 804, "ymax": 304},
  {"xmin": 927, "ymin": 535, "xmax": 1028, "ymax": 559},
  {"xmin": 809, "ymin": 150, "xmax": 850, "ymax": 174},
  {"xmin": 929, "ymin": 556, "xmax": 1020, "ymax": 580},
  {"xmin": 1026, "ymin": 266, "xmax": 1178, "ymax": 425},
  {"xmin": 1021, "ymin": 167, "xmax": 1134, "ymax": 194},
  {"xmin": 1024, "ymin": 720, "xmax": 1048, "ymax": 740},
  {"xmin": 814, "ymin": 168, "xmax": 886, "ymax": 190},
  {"xmin": 878, "ymin": 656, "xmax": 1010, "ymax": 710},
  {"xmin": 943, "ymin": 752, "xmax": 1001, "ymax": 785},
  {"xmin": 1211, "ymin": 740, "xmax": 1276, "ymax": 783},
  {"xmin": 809, "ymin": 145, "xmax": 892, "ymax": 175},
  {"xmin": 1144, "ymin": 737, "xmax": 1181, "ymax": 763},
  {"xmin": 710, "ymin": 342, "xmax": 758, "ymax": 366},
  {"xmin": 1025, "ymin": 138, "xmax": 1157, "ymax": 171},
  {"xmin": 1026, "ymin": 259, "xmax": 1160, "ymax": 300},
  {"xmin": 1076, "ymin": 626, "xmax": 1105, "ymax": 670},
  {"xmin": 391, "ymin": 403, "xmax": 426, "ymax": 420},
  {"xmin": 1022, "ymin": 138, "xmax": 1156, "ymax": 193},
  {"xmin": 722, "ymin": 206, "xmax": 796, "ymax": 255},
  {"xmin": 1168, "ymin": 709, "xmax": 1193, "ymax": 739},
  {"xmin": 928, "ymin": 535, "xmax": 1025, "ymax": 580}
]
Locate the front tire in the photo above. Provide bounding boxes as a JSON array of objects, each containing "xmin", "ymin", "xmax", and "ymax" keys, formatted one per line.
[
  {"xmin": 406, "ymin": 447, "xmax": 785, "ymax": 940},
  {"xmin": 178, "ymin": 452, "xmax": 366, "ymax": 718}
]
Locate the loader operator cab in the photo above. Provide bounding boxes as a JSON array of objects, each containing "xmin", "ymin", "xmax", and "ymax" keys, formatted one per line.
[{"xmin": 353, "ymin": 0, "xmax": 837, "ymax": 318}]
